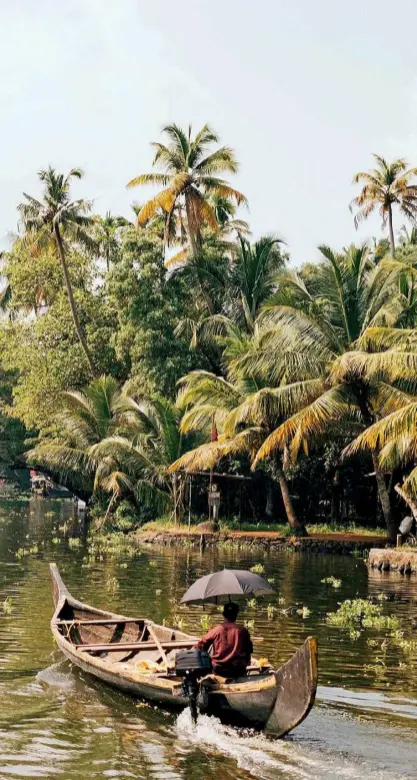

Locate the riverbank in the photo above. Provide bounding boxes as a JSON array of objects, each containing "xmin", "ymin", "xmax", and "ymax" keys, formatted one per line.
[
  {"xmin": 368, "ymin": 547, "xmax": 417, "ymax": 574},
  {"xmin": 135, "ymin": 528, "xmax": 389, "ymax": 555}
]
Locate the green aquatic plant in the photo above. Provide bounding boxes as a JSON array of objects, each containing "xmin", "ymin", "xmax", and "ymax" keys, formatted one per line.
[
  {"xmin": 105, "ymin": 576, "xmax": 120, "ymax": 593},
  {"xmin": 363, "ymin": 660, "xmax": 387, "ymax": 678},
  {"xmin": 390, "ymin": 630, "xmax": 417, "ymax": 654},
  {"xmin": 2, "ymin": 597, "xmax": 12, "ymax": 614},
  {"xmin": 244, "ymin": 619, "xmax": 255, "ymax": 630},
  {"xmin": 266, "ymin": 604, "xmax": 277, "ymax": 619},
  {"xmin": 68, "ymin": 537, "xmax": 81, "ymax": 548},
  {"xmin": 200, "ymin": 614, "xmax": 210, "ymax": 631},
  {"xmin": 172, "ymin": 614, "xmax": 185, "ymax": 630},
  {"xmin": 327, "ymin": 598, "xmax": 399, "ymax": 631},
  {"xmin": 247, "ymin": 598, "xmax": 257, "ymax": 608},
  {"xmin": 321, "ymin": 576, "xmax": 342, "ymax": 589},
  {"xmin": 249, "ymin": 563, "xmax": 265, "ymax": 574}
]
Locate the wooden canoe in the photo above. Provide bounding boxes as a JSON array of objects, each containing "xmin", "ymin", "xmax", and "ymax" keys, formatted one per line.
[{"xmin": 50, "ymin": 563, "xmax": 317, "ymax": 737}]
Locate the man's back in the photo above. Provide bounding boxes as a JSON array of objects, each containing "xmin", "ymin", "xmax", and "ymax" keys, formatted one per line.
[{"xmin": 196, "ymin": 619, "xmax": 253, "ymax": 676}]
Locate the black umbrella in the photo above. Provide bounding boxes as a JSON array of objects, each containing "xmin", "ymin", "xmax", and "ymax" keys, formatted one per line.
[{"xmin": 180, "ymin": 569, "xmax": 276, "ymax": 604}]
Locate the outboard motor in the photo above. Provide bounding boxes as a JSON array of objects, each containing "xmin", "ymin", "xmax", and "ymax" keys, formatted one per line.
[{"xmin": 174, "ymin": 649, "xmax": 212, "ymax": 723}]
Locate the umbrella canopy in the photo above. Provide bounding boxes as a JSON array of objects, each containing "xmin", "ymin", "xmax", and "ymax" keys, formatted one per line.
[{"xmin": 180, "ymin": 569, "xmax": 276, "ymax": 604}]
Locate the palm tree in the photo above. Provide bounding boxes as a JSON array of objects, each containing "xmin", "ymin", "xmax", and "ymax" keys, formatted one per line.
[
  {"xmin": 0, "ymin": 282, "xmax": 12, "ymax": 319},
  {"xmin": 247, "ymin": 244, "xmax": 417, "ymax": 540},
  {"xmin": 211, "ymin": 195, "xmax": 250, "ymax": 237},
  {"xmin": 398, "ymin": 224, "xmax": 417, "ymax": 247},
  {"xmin": 344, "ymin": 394, "xmax": 417, "ymax": 519},
  {"xmin": 29, "ymin": 377, "xmax": 194, "ymax": 520},
  {"xmin": 27, "ymin": 375, "xmax": 121, "ymax": 492},
  {"xmin": 127, "ymin": 123, "xmax": 247, "ymax": 254},
  {"xmin": 95, "ymin": 212, "xmax": 129, "ymax": 272},
  {"xmin": 174, "ymin": 235, "xmax": 286, "ymax": 354},
  {"xmin": 229, "ymin": 235, "xmax": 286, "ymax": 331},
  {"xmin": 92, "ymin": 396, "xmax": 194, "ymax": 521},
  {"xmin": 17, "ymin": 167, "xmax": 97, "ymax": 376},
  {"xmin": 169, "ymin": 369, "xmax": 317, "ymax": 531},
  {"xmin": 350, "ymin": 155, "xmax": 417, "ymax": 257}
]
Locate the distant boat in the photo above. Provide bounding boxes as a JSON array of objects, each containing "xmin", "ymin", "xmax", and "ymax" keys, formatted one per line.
[{"xmin": 49, "ymin": 563, "xmax": 318, "ymax": 737}]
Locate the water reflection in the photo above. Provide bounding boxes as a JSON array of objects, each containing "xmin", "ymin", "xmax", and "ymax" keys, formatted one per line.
[{"xmin": 1, "ymin": 498, "xmax": 417, "ymax": 778}]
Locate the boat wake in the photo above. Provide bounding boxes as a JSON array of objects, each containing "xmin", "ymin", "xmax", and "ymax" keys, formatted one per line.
[{"xmin": 175, "ymin": 706, "xmax": 416, "ymax": 779}]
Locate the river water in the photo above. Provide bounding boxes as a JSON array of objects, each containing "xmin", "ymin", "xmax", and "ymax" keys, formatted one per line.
[{"xmin": 1, "ymin": 499, "xmax": 417, "ymax": 779}]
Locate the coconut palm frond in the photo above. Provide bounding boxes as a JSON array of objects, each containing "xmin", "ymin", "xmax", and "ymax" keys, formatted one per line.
[
  {"xmin": 177, "ymin": 371, "xmax": 242, "ymax": 410},
  {"xmin": 180, "ymin": 405, "xmax": 229, "ymax": 434},
  {"xmin": 358, "ymin": 326, "xmax": 417, "ymax": 352},
  {"xmin": 223, "ymin": 380, "xmax": 326, "ymax": 437},
  {"xmin": 344, "ymin": 401, "xmax": 417, "ymax": 458},
  {"xmin": 253, "ymin": 385, "xmax": 357, "ymax": 466},
  {"xmin": 126, "ymin": 124, "xmax": 245, "ymax": 251}
]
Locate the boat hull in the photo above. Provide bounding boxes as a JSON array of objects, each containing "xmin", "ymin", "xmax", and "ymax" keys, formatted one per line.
[{"xmin": 49, "ymin": 563, "xmax": 317, "ymax": 735}]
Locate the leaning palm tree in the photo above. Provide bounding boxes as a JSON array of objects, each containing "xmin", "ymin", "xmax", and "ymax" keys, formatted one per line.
[
  {"xmin": 248, "ymin": 244, "xmax": 417, "ymax": 540},
  {"xmin": 350, "ymin": 155, "xmax": 417, "ymax": 257},
  {"xmin": 169, "ymin": 369, "xmax": 319, "ymax": 531},
  {"xmin": 127, "ymin": 124, "xmax": 247, "ymax": 254},
  {"xmin": 17, "ymin": 167, "xmax": 97, "ymax": 375},
  {"xmin": 344, "ymin": 397, "xmax": 417, "ymax": 519}
]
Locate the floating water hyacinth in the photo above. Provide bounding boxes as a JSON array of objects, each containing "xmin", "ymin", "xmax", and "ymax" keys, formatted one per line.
[
  {"xmin": 105, "ymin": 576, "xmax": 120, "ymax": 593},
  {"xmin": 2, "ymin": 597, "xmax": 12, "ymax": 614},
  {"xmin": 321, "ymin": 576, "xmax": 342, "ymax": 589},
  {"xmin": 250, "ymin": 564, "xmax": 265, "ymax": 575}
]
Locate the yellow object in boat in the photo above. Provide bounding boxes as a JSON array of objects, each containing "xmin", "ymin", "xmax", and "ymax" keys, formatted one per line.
[{"xmin": 258, "ymin": 658, "xmax": 270, "ymax": 667}]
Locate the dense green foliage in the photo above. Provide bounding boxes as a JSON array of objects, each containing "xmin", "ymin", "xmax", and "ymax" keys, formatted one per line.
[{"xmin": 2, "ymin": 131, "xmax": 417, "ymax": 535}]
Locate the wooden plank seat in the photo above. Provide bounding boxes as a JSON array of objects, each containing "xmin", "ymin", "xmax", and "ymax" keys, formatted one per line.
[
  {"xmin": 75, "ymin": 639, "xmax": 195, "ymax": 653},
  {"xmin": 57, "ymin": 618, "xmax": 143, "ymax": 626}
]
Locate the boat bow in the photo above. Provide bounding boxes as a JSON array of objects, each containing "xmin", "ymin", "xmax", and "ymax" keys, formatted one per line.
[{"xmin": 265, "ymin": 636, "xmax": 318, "ymax": 737}]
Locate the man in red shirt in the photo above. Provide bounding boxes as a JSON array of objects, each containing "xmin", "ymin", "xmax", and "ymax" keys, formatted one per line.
[{"xmin": 195, "ymin": 602, "xmax": 253, "ymax": 678}]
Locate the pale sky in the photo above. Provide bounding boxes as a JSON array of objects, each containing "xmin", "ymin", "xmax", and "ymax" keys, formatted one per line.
[{"xmin": 2, "ymin": 0, "xmax": 417, "ymax": 264}]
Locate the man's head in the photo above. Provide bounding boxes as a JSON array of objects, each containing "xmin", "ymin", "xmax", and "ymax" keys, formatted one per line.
[{"xmin": 223, "ymin": 601, "xmax": 239, "ymax": 622}]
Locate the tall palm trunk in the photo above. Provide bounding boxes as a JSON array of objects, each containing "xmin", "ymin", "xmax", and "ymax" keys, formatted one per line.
[
  {"xmin": 395, "ymin": 483, "xmax": 417, "ymax": 521},
  {"xmin": 331, "ymin": 468, "xmax": 341, "ymax": 523},
  {"xmin": 185, "ymin": 193, "xmax": 200, "ymax": 256},
  {"xmin": 54, "ymin": 224, "xmax": 97, "ymax": 377},
  {"xmin": 372, "ymin": 453, "xmax": 397, "ymax": 542},
  {"xmin": 276, "ymin": 465, "xmax": 306, "ymax": 534},
  {"xmin": 387, "ymin": 203, "xmax": 395, "ymax": 258},
  {"xmin": 265, "ymin": 481, "xmax": 274, "ymax": 520}
]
